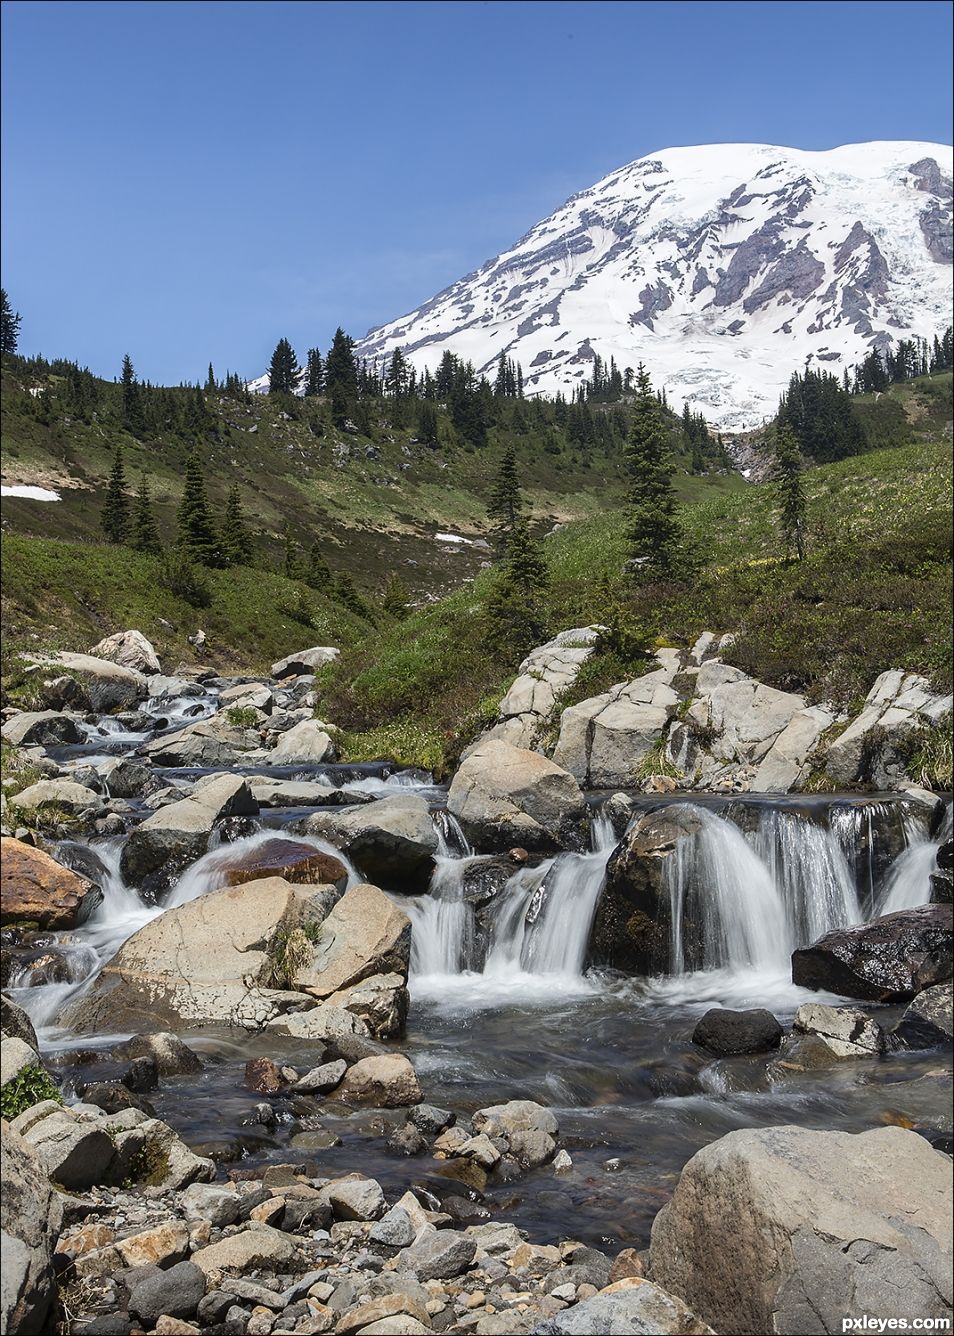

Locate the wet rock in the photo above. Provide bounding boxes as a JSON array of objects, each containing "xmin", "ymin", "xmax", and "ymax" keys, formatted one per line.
[
  {"xmin": 691, "ymin": 1008, "xmax": 783, "ymax": 1056},
  {"xmin": 336, "ymin": 1055, "xmax": 423, "ymax": 1107},
  {"xmin": 244, "ymin": 1057, "xmax": 287, "ymax": 1094},
  {"xmin": 0, "ymin": 1121, "xmax": 64, "ymax": 1335},
  {"xmin": 473, "ymin": 1100, "xmax": 558, "ymax": 1138},
  {"xmin": 78, "ymin": 1081, "xmax": 156, "ymax": 1117},
  {"xmin": 791, "ymin": 904, "xmax": 953, "ymax": 1001},
  {"xmin": 303, "ymin": 796, "xmax": 438, "ymax": 888},
  {"xmin": 793, "ymin": 1002, "xmax": 884, "ymax": 1057},
  {"xmin": 894, "ymin": 983, "xmax": 954, "ymax": 1048},
  {"xmin": 124, "ymin": 1031, "xmax": 203, "ymax": 1076},
  {"xmin": 1, "ymin": 709, "xmax": 85, "ymax": 747},
  {"xmin": 292, "ymin": 1058, "xmax": 348, "ymax": 1094},
  {"xmin": 89, "ymin": 631, "xmax": 161, "ymax": 676},
  {"xmin": 531, "ymin": 1277, "xmax": 713, "ymax": 1335},
  {"xmin": 448, "ymin": 740, "xmax": 587, "ymax": 853},
  {"xmin": 118, "ymin": 774, "xmax": 259, "ymax": 895},
  {"xmin": 220, "ymin": 838, "xmax": 348, "ymax": 891},
  {"xmin": 650, "ymin": 1125, "xmax": 953, "ymax": 1335},
  {"xmin": 102, "ymin": 760, "xmax": 162, "ymax": 801},
  {"xmin": 1, "ymin": 993, "xmax": 38, "ymax": 1048},
  {"xmin": 508, "ymin": 1129, "xmax": 557, "ymax": 1168},
  {"xmin": 121, "ymin": 1055, "xmax": 159, "ymax": 1092},
  {"xmin": 129, "ymin": 1260, "xmax": 206, "ymax": 1325},
  {"xmin": 407, "ymin": 1104, "xmax": 455, "ymax": 1136},
  {"xmin": 266, "ymin": 1004, "xmax": 371, "ymax": 1042},
  {"xmin": 591, "ymin": 806, "xmax": 702, "ymax": 972},
  {"xmin": 396, "ymin": 1229, "xmax": 477, "ymax": 1280}
]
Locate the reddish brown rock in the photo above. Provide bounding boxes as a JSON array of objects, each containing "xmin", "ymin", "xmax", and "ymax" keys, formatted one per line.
[
  {"xmin": 220, "ymin": 838, "xmax": 347, "ymax": 890},
  {"xmin": 243, "ymin": 1057, "xmax": 286, "ymax": 1095},
  {"xmin": 1, "ymin": 837, "xmax": 103, "ymax": 929}
]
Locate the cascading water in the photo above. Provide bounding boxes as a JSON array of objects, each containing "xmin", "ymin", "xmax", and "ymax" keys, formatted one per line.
[
  {"xmin": 408, "ymin": 809, "xmax": 616, "ymax": 997},
  {"xmin": 878, "ymin": 802, "xmax": 952, "ymax": 914},
  {"xmin": 662, "ymin": 805, "xmax": 790, "ymax": 975},
  {"xmin": 751, "ymin": 810, "xmax": 861, "ymax": 946}
]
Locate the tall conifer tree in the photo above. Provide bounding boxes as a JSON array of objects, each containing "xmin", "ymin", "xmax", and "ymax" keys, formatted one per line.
[
  {"xmin": 177, "ymin": 452, "xmax": 222, "ymax": 565},
  {"xmin": 268, "ymin": 339, "xmax": 299, "ymax": 394},
  {"xmin": 101, "ymin": 446, "xmax": 131, "ymax": 544},
  {"xmin": 221, "ymin": 486, "xmax": 253, "ymax": 565},
  {"xmin": 625, "ymin": 364, "xmax": 680, "ymax": 577},
  {"xmin": 775, "ymin": 424, "xmax": 807, "ymax": 561},
  {"xmin": 133, "ymin": 473, "xmax": 162, "ymax": 553},
  {"xmin": 0, "ymin": 288, "xmax": 22, "ymax": 354}
]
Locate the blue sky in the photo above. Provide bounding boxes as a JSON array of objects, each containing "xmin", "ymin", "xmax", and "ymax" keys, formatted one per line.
[{"xmin": 2, "ymin": 0, "xmax": 951, "ymax": 384}]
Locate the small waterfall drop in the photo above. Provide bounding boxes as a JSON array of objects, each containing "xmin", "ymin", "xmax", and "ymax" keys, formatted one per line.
[
  {"xmin": 877, "ymin": 803, "xmax": 951, "ymax": 914},
  {"xmin": 751, "ymin": 810, "xmax": 861, "ymax": 945},
  {"xmin": 663, "ymin": 805, "xmax": 790, "ymax": 974}
]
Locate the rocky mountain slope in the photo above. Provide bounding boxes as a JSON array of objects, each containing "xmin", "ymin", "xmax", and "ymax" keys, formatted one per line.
[{"xmin": 357, "ymin": 141, "xmax": 953, "ymax": 428}]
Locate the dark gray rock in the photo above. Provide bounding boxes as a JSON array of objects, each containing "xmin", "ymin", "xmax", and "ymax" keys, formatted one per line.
[
  {"xmin": 792, "ymin": 904, "xmax": 953, "ymax": 1001},
  {"xmin": 407, "ymin": 1103, "xmax": 455, "ymax": 1136},
  {"xmin": 894, "ymin": 984, "xmax": 954, "ymax": 1048},
  {"xmin": 129, "ymin": 1260, "xmax": 206, "ymax": 1325},
  {"xmin": 692, "ymin": 1008, "xmax": 783, "ymax": 1056}
]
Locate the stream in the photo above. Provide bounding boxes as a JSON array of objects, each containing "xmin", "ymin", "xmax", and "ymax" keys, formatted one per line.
[{"xmin": 6, "ymin": 686, "xmax": 952, "ymax": 1251}]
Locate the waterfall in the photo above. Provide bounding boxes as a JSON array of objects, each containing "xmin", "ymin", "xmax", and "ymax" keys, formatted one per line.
[
  {"xmin": 165, "ymin": 829, "xmax": 359, "ymax": 908},
  {"xmin": 751, "ymin": 810, "xmax": 862, "ymax": 945},
  {"xmin": 877, "ymin": 803, "xmax": 951, "ymax": 914},
  {"xmin": 663, "ymin": 805, "xmax": 791, "ymax": 974},
  {"xmin": 409, "ymin": 808, "xmax": 615, "ymax": 992}
]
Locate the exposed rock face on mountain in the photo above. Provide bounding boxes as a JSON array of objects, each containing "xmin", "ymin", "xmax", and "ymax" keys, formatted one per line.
[{"xmin": 356, "ymin": 141, "xmax": 952, "ymax": 427}]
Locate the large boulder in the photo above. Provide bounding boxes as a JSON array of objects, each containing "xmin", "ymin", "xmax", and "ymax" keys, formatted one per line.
[
  {"xmin": 692, "ymin": 1008, "xmax": 783, "ymax": 1056},
  {"xmin": 688, "ymin": 663, "xmax": 807, "ymax": 766},
  {"xmin": 267, "ymin": 718, "xmax": 336, "ymax": 764},
  {"xmin": 0, "ymin": 837, "xmax": 103, "ymax": 928},
  {"xmin": 61, "ymin": 876, "xmax": 325, "ymax": 1031},
  {"xmin": 119, "ymin": 774, "xmax": 258, "ymax": 895},
  {"xmin": 290, "ymin": 882, "xmax": 410, "ymax": 1002},
  {"xmin": 141, "ymin": 720, "xmax": 246, "ymax": 767},
  {"xmin": 824, "ymin": 670, "xmax": 953, "ymax": 788},
  {"xmin": 894, "ymin": 983, "xmax": 954, "ymax": 1048},
  {"xmin": 791, "ymin": 904, "xmax": 953, "ymax": 1001},
  {"xmin": 589, "ymin": 806, "xmax": 702, "ymax": 972},
  {"xmin": 1, "ymin": 1121, "xmax": 64, "ymax": 1336},
  {"xmin": 447, "ymin": 740, "xmax": 587, "ymax": 853},
  {"xmin": 303, "ymin": 794, "xmax": 438, "ymax": 887},
  {"xmin": 650, "ymin": 1125, "xmax": 953, "ymax": 1335},
  {"xmin": 0, "ymin": 711, "xmax": 84, "ymax": 747},
  {"xmin": 552, "ymin": 660, "xmax": 680, "ymax": 788},
  {"xmin": 7, "ymin": 779, "xmax": 103, "ymax": 815},
  {"xmin": 792, "ymin": 1002, "xmax": 884, "ymax": 1057},
  {"xmin": 271, "ymin": 645, "xmax": 340, "ymax": 679},
  {"xmin": 23, "ymin": 652, "xmax": 147, "ymax": 712},
  {"xmin": 751, "ymin": 705, "xmax": 836, "ymax": 793},
  {"xmin": 89, "ymin": 630, "xmax": 161, "ymax": 676}
]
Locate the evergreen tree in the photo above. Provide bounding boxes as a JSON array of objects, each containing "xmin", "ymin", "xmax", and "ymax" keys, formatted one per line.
[
  {"xmin": 417, "ymin": 399, "xmax": 439, "ymax": 445},
  {"xmin": 121, "ymin": 353, "xmax": 144, "ymax": 434},
  {"xmin": 101, "ymin": 446, "xmax": 131, "ymax": 544},
  {"xmin": 0, "ymin": 288, "xmax": 22, "ymax": 355},
  {"xmin": 221, "ymin": 486, "xmax": 253, "ymax": 565},
  {"xmin": 325, "ymin": 328, "xmax": 358, "ymax": 424},
  {"xmin": 381, "ymin": 573, "xmax": 409, "ymax": 619},
  {"xmin": 132, "ymin": 473, "xmax": 162, "ymax": 553},
  {"xmin": 268, "ymin": 338, "xmax": 299, "ymax": 394},
  {"xmin": 486, "ymin": 516, "xmax": 548, "ymax": 655},
  {"xmin": 775, "ymin": 424, "xmax": 807, "ymax": 561},
  {"xmin": 206, "ymin": 363, "xmax": 216, "ymax": 392},
  {"xmin": 304, "ymin": 347, "xmax": 324, "ymax": 397},
  {"xmin": 305, "ymin": 541, "xmax": 332, "ymax": 590},
  {"xmin": 487, "ymin": 446, "xmax": 523, "ymax": 557},
  {"xmin": 777, "ymin": 366, "xmax": 866, "ymax": 461},
  {"xmin": 625, "ymin": 364, "xmax": 681, "ymax": 577},
  {"xmin": 177, "ymin": 452, "xmax": 222, "ymax": 565},
  {"xmin": 281, "ymin": 525, "xmax": 305, "ymax": 580}
]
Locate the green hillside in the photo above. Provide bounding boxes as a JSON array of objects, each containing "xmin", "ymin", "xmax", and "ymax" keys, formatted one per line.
[{"xmin": 318, "ymin": 433, "xmax": 953, "ymax": 774}]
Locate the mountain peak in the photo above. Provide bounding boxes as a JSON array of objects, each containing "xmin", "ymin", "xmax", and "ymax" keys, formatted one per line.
[{"xmin": 356, "ymin": 140, "xmax": 953, "ymax": 428}]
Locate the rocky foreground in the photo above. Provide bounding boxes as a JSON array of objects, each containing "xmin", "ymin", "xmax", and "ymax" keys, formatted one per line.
[{"xmin": 1, "ymin": 629, "xmax": 953, "ymax": 1334}]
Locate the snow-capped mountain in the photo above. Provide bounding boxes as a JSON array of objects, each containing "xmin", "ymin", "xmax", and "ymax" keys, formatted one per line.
[{"xmin": 356, "ymin": 142, "xmax": 952, "ymax": 429}]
